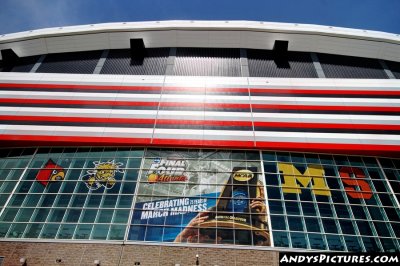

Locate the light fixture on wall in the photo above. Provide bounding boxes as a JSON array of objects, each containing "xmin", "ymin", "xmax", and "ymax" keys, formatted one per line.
[
  {"xmin": 196, "ymin": 254, "xmax": 199, "ymax": 266},
  {"xmin": 19, "ymin": 257, "xmax": 27, "ymax": 265},
  {"xmin": 94, "ymin": 259, "xmax": 100, "ymax": 265}
]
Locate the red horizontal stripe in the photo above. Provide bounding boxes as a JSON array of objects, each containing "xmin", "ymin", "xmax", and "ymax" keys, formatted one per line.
[
  {"xmin": 0, "ymin": 83, "xmax": 162, "ymax": 92},
  {"xmin": 1, "ymin": 98, "xmax": 398, "ymax": 113},
  {"xmin": 250, "ymin": 88, "xmax": 400, "ymax": 96},
  {"xmin": 0, "ymin": 134, "xmax": 399, "ymax": 157},
  {"xmin": 251, "ymin": 104, "xmax": 400, "ymax": 113},
  {"xmin": 1, "ymin": 83, "xmax": 399, "ymax": 97},
  {"xmin": 253, "ymin": 121, "xmax": 400, "ymax": 131},
  {"xmin": 1, "ymin": 115, "xmax": 398, "ymax": 130},
  {"xmin": 0, "ymin": 98, "xmax": 159, "ymax": 107},
  {"xmin": 0, "ymin": 115, "xmax": 253, "ymax": 127}
]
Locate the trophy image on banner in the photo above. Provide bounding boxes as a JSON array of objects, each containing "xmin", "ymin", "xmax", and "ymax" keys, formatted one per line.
[{"xmin": 199, "ymin": 167, "xmax": 270, "ymax": 245}]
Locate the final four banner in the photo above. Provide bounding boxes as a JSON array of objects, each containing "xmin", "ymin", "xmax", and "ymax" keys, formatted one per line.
[{"xmin": 128, "ymin": 150, "xmax": 270, "ymax": 246}]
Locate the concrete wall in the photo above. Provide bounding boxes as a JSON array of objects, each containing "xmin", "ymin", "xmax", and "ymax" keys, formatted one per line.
[{"xmin": 0, "ymin": 241, "xmax": 279, "ymax": 266}]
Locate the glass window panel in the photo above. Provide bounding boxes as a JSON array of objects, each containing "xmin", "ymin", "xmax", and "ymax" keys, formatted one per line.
[
  {"xmin": 285, "ymin": 201, "xmax": 300, "ymax": 215},
  {"xmin": 273, "ymin": 231, "xmax": 289, "ymax": 247},
  {"xmin": 70, "ymin": 194, "xmax": 87, "ymax": 207},
  {"xmin": 326, "ymin": 235, "xmax": 344, "ymax": 251},
  {"xmin": 326, "ymin": 177, "xmax": 340, "ymax": 189},
  {"xmin": 9, "ymin": 194, "xmax": 27, "ymax": 206},
  {"xmin": 125, "ymin": 169, "xmax": 139, "ymax": 181},
  {"xmin": 55, "ymin": 194, "xmax": 71, "ymax": 207},
  {"xmin": 24, "ymin": 223, "xmax": 43, "ymax": 238},
  {"xmin": 217, "ymin": 229, "xmax": 234, "ymax": 245},
  {"xmin": 129, "ymin": 149, "xmax": 144, "ymax": 158},
  {"xmin": 121, "ymin": 181, "xmax": 136, "ymax": 194},
  {"xmin": 16, "ymin": 208, "xmax": 35, "ymax": 222},
  {"xmin": 362, "ymin": 157, "xmax": 378, "ymax": 167},
  {"xmin": 305, "ymin": 217, "xmax": 321, "ymax": 232},
  {"xmin": 65, "ymin": 209, "xmax": 82, "ymax": 223},
  {"xmin": 283, "ymin": 192, "xmax": 297, "ymax": 201},
  {"xmin": 380, "ymin": 238, "xmax": 397, "ymax": 252},
  {"xmin": 262, "ymin": 152, "xmax": 276, "ymax": 161},
  {"xmin": 108, "ymin": 225, "xmax": 126, "ymax": 240},
  {"xmin": 40, "ymin": 194, "xmax": 57, "ymax": 207},
  {"xmin": 379, "ymin": 158, "xmax": 395, "ymax": 168},
  {"xmin": 334, "ymin": 155, "xmax": 349, "ymax": 166},
  {"xmin": 318, "ymin": 204, "xmax": 333, "ymax": 217},
  {"xmin": 268, "ymin": 200, "xmax": 284, "ymax": 214},
  {"xmin": 290, "ymin": 153, "xmax": 306, "ymax": 164},
  {"xmin": 113, "ymin": 210, "xmax": 130, "ymax": 224},
  {"xmin": 299, "ymin": 188, "xmax": 313, "ymax": 202},
  {"xmin": 322, "ymin": 219, "xmax": 338, "ymax": 234},
  {"xmin": 74, "ymin": 224, "xmax": 92, "ymax": 239},
  {"xmin": 291, "ymin": 232, "xmax": 307, "ymax": 248},
  {"xmin": 334, "ymin": 205, "xmax": 350, "ymax": 218},
  {"xmin": 60, "ymin": 180, "xmax": 77, "ymax": 193},
  {"xmin": 57, "ymin": 224, "xmax": 76, "ymax": 239},
  {"xmin": 362, "ymin": 237, "xmax": 382, "ymax": 252},
  {"xmin": 40, "ymin": 223, "xmax": 59, "ymax": 239},
  {"xmin": 351, "ymin": 206, "xmax": 367, "ymax": 220},
  {"xmin": 128, "ymin": 226, "xmax": 146, "ymax": 241},
  {"xmin": 145, "ymin": 226, "xmax": 164, "ymax": 242},
  {"xmin": 373, "ymin": 222, "xmax": 391, "ymax": 237},
  {"xmin": 339, "ymin": 220, "xmax": 356, "ymax": 235},
  {"xmin": 379, "ymin": 194, "xmax": 396, "ymax": 207},
  {"xmin": 276, "ymin": 152, "xmax": 290, "ymax": 162},
  {"xmin": 97, "ymin": 209, "xmax": 114, "ymax": 223},
  {"xmin": 368, "ymin": 206, "xmax": 384, "ymax": 220},
  {"xmin": 91, "ymin": 224, "xmax": 110, "ymax": 240},
  {"xmin": 81, "ymin": 209, "xmax": 98, "ymax": 223},
  {"xmin": 127, "ymin": 158, "xmax": 142, "ymax": 169},
  {"xmin": 266, "ymin": 186, "xmax": 281, "ymax": 199},
  {"xmin": 265, "ymin": 173, "xmax": 279, "ymax": 186},
  {"xmin": 264, "ymin": 163, "xmax": 277, "ymax": 174},
  {"xmin": 344, "ymin": 236, "xmax": 362, "ymax": 252},
  {"xmin": 246, "ymin": 151, "xmax": 259, "ymax": 160},
  {"xmin": 356, "ymin": 220, "xmax": 373, "ymax": 236},
  {"xmin": 31, "ymin": 208, "xmax": 50, "ymax": 222},
  {"xmin": 308, "ymin": 233, "xmax": 326, "ymax": 250},
  {"xmin": 383, "ymin": 169, "xmax": 398, "ymax": 181},
  {"xmin": 7, "ymin": 223, "xmax": 27, "ymax": 238},
  {"xmin": 391, "ymin": 223, "xmax": 400, "ymax": 238},
  {"xmin": 0, "ymin": 223, "xmax": 11, "ymax": 237},
  {"xmin": 117, "ymin": 195, "xmax": 133, "ymax": 208},
  {"xmin": 385, "ymin": 207, "xmax": 400, "ymax": 222},
  {"xmin": 234, "ymin": 229, "xmax": 252, "ymax": 245},
  {"xmin": 271, "ymin": 216, "xmax": 286, "ymax": 230},
  {"xmin": 371, "ymin": 180, "xmax": 389, "ymax": 193},
  {"xmin": 87, "ymin": 195, "xmax": 103, "ymax": 207},
  {"xmin": 301, "ymin": 202, "xmax": 317, "ymax": 216},
  {"xmin": 48, "ymin": 209, "xmax": 66, "ymax": 222},
  {"xmin": 348, "ymin": 156, "xmax": 364, "ymax": 167},
  {"xmin": 0, "ymin": 208, "xmax": 18, "ymax": 221},
  {"xmin": 102, "ymin": 194, "xmax": 118, "ymax": 208},
  {"xmin": 23, "ymin": 194, "xmax": 41, "ymax": 207},
  {"xmin": 288, "ymin": 217, "xmax": 303, "ymax": 231}
]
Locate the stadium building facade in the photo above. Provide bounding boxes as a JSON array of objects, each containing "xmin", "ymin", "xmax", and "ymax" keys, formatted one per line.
[{"xmin": 0, "ymin": 21, "xmax": 399, "ymax": 265}]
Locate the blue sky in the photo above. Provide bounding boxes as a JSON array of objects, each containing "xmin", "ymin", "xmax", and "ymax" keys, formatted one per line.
[{"xmin": 0, "ymin": 0, "xmax": 399, "ymax": 35}]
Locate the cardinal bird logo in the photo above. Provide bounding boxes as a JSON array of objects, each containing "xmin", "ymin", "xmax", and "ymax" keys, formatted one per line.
[{"xmin": 36, "ymin": 159, "xmax": 65, "ymax": 186}]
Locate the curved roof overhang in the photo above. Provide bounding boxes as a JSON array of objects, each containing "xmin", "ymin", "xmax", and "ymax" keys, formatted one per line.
[{"xmin": 0, "ymin": 20, "xmax": 399, "ymax": 62}]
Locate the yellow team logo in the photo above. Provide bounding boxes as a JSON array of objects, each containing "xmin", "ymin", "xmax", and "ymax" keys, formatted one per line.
[
  {"xmin": 233, "ymin": 169, "xmax": 254, "ymax": 182},
  {"xmin": 278, "ymin": 163, "xmax": 331, "ymax": 196},
  {"xmin": 83, "ymin": 160, "xmax": 124, "ymax": 190}
]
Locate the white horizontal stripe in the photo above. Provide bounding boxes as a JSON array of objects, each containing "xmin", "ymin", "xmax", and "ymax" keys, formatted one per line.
[
  {"xmin": 0, "ymin": 91, "xmax": 160, "ymax": 101},
  {"xmin": 1, "ymin": 107, "xmax": 400, "ymax": 125},
  {"xmin": 255, "ymin": 131, "xmax": 400, "ymax": 145}
]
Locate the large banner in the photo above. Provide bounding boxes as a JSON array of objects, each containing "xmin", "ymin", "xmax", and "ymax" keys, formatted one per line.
[{"xmin": 128, "ymin": 150, "xmax": 270, "ymax": 246}]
